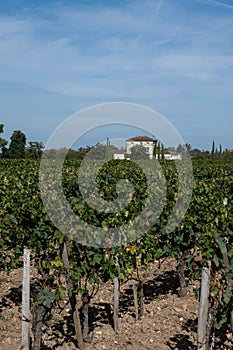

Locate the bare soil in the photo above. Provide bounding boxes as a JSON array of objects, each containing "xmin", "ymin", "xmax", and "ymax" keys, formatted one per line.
[{"xmin": 0, "ymin": 258, "xmax": 232, "ymax": 350}]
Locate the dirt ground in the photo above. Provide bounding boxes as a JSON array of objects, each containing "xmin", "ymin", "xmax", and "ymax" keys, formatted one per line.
[{"xmin": 0, "ymin": 258, "xmax": 232, "ymax": 350}]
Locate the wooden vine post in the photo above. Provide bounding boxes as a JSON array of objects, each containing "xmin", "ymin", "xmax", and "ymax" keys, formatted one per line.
[
  {"xmin": 132, "ymin": 254, "xmax": 144, "ymax": 321},
  {"xmin": 222, "ymin": 198, "xmax": 233, "ymax": 333},
  {"xmin": 61, "ymin": 241, "xmax": 84, "ymax": 350},
  {"xmin": 82, "ymin": 292, "xmax": 91, "ymax": 342},
  {"xmin": 113, "ymin": 253, "xmax": 120, "ymax": 333},
  {"xmin": 133, "ymin": 283, "xmax": 139, "ymax": 321},
  {"xmin": 113, "ymin": 229, "xmax": 122, "ymax": 333},
  {"xmin": 177, "ymin": 251, "xmax": 189, "ymax": 297},
  {"xmin": 21, "ymin": 248, "xmax": 31, "ymax": 350},
  {"xmin": 138, "ymin": 280, "xmax": 144, "ymax": 319},
  {"xmin": 133, "ymin": 280, "xmax": 144, "ymax": 321},
  {"xmin": 197, "ymin": 265, "xmax": 211, "ymax": 350}
]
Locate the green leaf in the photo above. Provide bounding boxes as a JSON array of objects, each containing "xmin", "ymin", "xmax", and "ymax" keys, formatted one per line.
[
  {"xmin": 213, "ymin": 254, "xmax": 219, "ymax": 267},
  {"xmin": 37, "ymin": 287, "xmax": 55, "ymax": 308},
  {"xmin": 216, "ymin": 236, "xmax": 227, "ymax": 254},
  {"xmin": 215, "ymin": 314, "xmax": 227, "ymax": 329},
  {"xmin": 57, "ymin": 286, "xmax": 66, "ymax": 299},
  {"xmin": 93, "ymin": 253, "xmax": 103, "ymax": 264},
  {"xmin": 223, "ymin": 286, "xmax": 232, "ymax": 305}
]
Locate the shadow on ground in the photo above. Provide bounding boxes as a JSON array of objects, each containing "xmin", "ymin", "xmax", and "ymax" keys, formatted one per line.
[
  {"xmin": 167, "ymin": 318, "xmax": 197, "ymax": 349},
  {"xmin": 0, "ymin": 285, "xmax": 22, "ymax": 312},
  {"xmin": 1, "ymin": 267, "xmax": 198, "ymax": 350},
  {"xmin": 39, "ymin": 269, "xmax": 182, "ymax": 349},
  {"xmin": 119, "ymin": 269, "xmax": 180, "ymax": 317}
]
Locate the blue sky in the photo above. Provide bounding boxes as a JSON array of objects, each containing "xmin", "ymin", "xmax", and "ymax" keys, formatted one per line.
[{"xmin": 0, "ymin": 0, "xmax": 233, "ymax": 150}]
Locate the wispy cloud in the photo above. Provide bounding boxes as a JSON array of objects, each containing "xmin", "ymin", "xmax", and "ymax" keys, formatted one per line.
[
  {"xmin": 1, "ymin": 1, "xmax": 232, "ymax": 91},
  {"xmin": 0, "ymin": 0, "xmax": 233, "ymax": 149},
  {"xmin": 198, "ymin": 0, "xmax": 233, "ymax": 10},
  {"xmin": 153, "ymin": 54, "xmax": 233, "ymax": 79},
  {"xmin": 133, "ymin": 0, "xmax": 164, "ymax": 44}
]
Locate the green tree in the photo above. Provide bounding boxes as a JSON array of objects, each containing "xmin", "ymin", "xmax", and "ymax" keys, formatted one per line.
[
  {"xmin": 176, "ymin": 144, "xmax": 183, "ymax": 154},
  {"xmin": 161, "ymin": 143, "xmax": 165, "ymax": 161},
  {"xmin": 105, "ymin": 137, "xmax": 112, "ymax": 161},
  {"xmin": 176, "ymin": 143, "xmax": 190, "ymax": 154},
  {"xmin": 66, "ymin": 148, "xmax": 81, "ymax": 160},
  {"xmin": 185, "ymin": 143, "xmax": 192, "ymax": 152},
  {"xmin": 211, "ymin": 140, "xmax": 215, "ymax": 158},
  {"xmin": 152, "ymin": 142, "xmax": 157, "ymax": 160},
  {"xmin": 129, "ymin": 145, "xmax": 150, "ymax": 160},
  {"xmin": 189, "ymin": 148, "xmax": 210, "ymax": 159},
  {"xmin": 157, "ymin": 142, "xmax": 161, "ymax": 160},
  {"xmin": 219, "ymin": 144, "xmax": 222, "ymax": 155},
  {"xmin": 88, "ymin": 143, "xmax": 108, "ymax": 160},
  {"xmin": 86, "ymin": 143, "xmax": 116, "ymax": 160},
  {"xmin": 8, "ymin": 130, "xmax": 26, "ymax": 158},
  {"xmin": 73, "ymin": 146, "xmax": 92, "ymax": 160},
  {"xmin": 0, "ymin": 124, "xmax": 8, "ymax": 156},
  {"xmin": 26, "ymin": 141, "xmax": 44, "ymax": 159}
]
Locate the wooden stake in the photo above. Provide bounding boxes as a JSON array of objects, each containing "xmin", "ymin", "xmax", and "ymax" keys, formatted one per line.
[
  {"xmin": 197, "ymin": 266, "xmax": 210, "ymax": 350},
  {"xmin": 138, "ymin": 281, "xmax": 144, "ymax": 320},
  {"xmin": 231, "ymin": 311, "xmax": 233, "ymax": 333},
  {"xmin": 61, "ymin": 241, "xmax": 84, "ymax": 350},
  {"xmin": 32, "ymin": 304, "xmax": 46, "ymax": 350},
  {"xmin": 177, "ymin": 251, "xmax": 189, "ymax": 297},
  {"xmin": 21, "ymin": 248, "xmax": 30, "ymax": 350},
  {"xmin": 113, "ymin": 275, "xmax": 120, "ymax": 333},
  {"xmin": 82, "ymin": 293, "xmax": 91, "ymax": 342},
  {"xmin": 133, "ymin": 283, "xmax": 139, "ymax": 321}
]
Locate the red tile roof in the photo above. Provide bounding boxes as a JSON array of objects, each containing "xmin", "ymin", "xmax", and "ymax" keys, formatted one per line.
[
  {"xmin": 114, "ymin": 149, "xmax": 126, "ymax": 154},
  {"xmin": 126, "ymin": 136, "xmax": 156, "ymax": 142}
]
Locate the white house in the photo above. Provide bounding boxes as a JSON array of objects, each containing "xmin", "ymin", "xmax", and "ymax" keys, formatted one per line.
[
  {"xmin": 164, "ymin": 151, "xmax": 182, "ymax": 160},
  {"xmin": 113, "ymin": 149, "xmax": 126, "ymax": 160},
  {"xmin": 125, "ymin": 136, "xmax": 157, "ymax": 159},
  {"xmin": 112, "ymin": 136, "xmax": 182, "ymax": 160}
]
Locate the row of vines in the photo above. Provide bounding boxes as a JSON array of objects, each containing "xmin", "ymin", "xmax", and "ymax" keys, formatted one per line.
[{"xmin": 0, "ymin": 158, "xmax": 233, "ymax": 349}]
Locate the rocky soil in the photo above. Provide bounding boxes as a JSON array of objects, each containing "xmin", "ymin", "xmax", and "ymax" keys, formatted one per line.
[{"xmin": 0, "ymin": 258, "xmax": 232, "ymax": 350}]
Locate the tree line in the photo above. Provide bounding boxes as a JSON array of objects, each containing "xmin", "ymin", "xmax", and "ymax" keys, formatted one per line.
[
  {"xmin": 189, "ymin": 140, "xmax": 233, "ymax": 160},
  {"xmin": 0, "ymin": 124, "xmax": 44, "ymax": 159},
  {"xmin": 0, "ymin": 124, "xmax": 91, "ymax": 160},
  {"xmin": 1, "ymin": 123, "xmax": 233, "ymax": 160}
]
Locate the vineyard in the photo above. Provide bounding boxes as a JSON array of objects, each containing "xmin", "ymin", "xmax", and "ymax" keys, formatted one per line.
[{"xmin": 0, "ymin": 158, "xmax": 233, "ymax": 349}]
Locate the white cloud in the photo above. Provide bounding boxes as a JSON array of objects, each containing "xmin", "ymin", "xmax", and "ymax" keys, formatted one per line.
[
  {"xmin": 0, "ymin": 0, "xmax": 233, "ymax": 149},
  {"xmin": 0, "ymin": 17, "xmax": 30, "ymax": 37},
  {"xmin": 152, "ymin": 54, "xmax": 233, "ymax": 80},
  {"xmin": 198, "ymin": 0, "xmax": 233, "ymax": 10}
]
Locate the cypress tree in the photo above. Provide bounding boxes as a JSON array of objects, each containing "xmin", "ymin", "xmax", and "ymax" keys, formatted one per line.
[
  {"xmin": 157, "ymin": 142, "xmax": 161, "ymax": 161},
  {"xmin": 161, "ymin": 143, "xmax": 165, "ymax": 161},
  {"xmin": 105, "ymin": 137, "xmax": 112, "ymax": 161},
  {"xmin": 8, "ymin": 130, "xmax": 26, "ymax": 158},
  {"xmin": 211, "ymin": 140, "xmax": 215, "ymax": 158}
]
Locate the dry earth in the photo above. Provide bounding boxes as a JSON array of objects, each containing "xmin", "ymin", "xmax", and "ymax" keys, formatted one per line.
[{"xmin": 0, "ymin": 258, "xmax": 232, "ymax": 350}]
